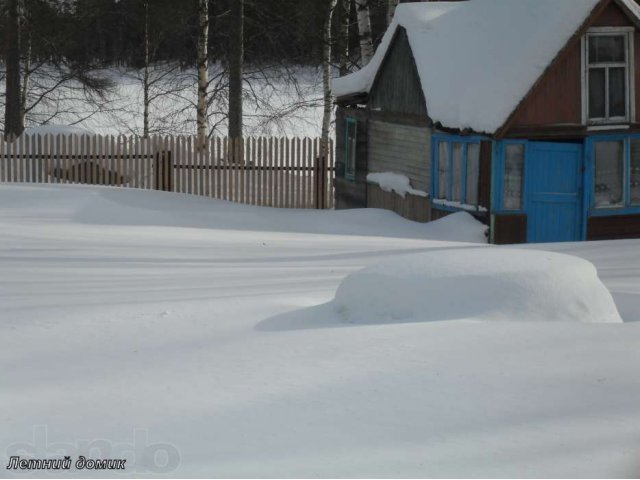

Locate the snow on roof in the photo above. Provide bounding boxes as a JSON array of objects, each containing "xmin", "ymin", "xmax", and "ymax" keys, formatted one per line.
[{"xmin": 333, "ymin": 0, "xmax": 640, "ymax": 134}]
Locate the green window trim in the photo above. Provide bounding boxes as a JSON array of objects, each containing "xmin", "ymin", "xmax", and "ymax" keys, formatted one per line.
[{"xmin": 344, "ymin": 118, "xmax": 357, "ymax": 181}]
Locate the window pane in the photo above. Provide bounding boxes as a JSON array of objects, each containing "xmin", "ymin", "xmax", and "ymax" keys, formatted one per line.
[
  {"xmin": 589, "ymin": 35, "xmax": 625, "ymax": 63},
  {"xmin": 609, "ymin": 67, "xmax": 627, "ymax": 118},
  {"xmin": 594, "ymin": 141, "xmax": 624, "ymax": 208},
  {"xmin": 345, "ymin": 121, "xmax": 356, "ymax": 178},
  {"xmin": 466, "ymin": 143, "xmax": 480, "ymax": 205},
  {"xmin": 631, "ymin": 139, "xmax": 640, "ymax": 205},
  {"xmin": 438, "ymin": 142, "xmax": 449, "ymax": 199},
  {"xmin": 451, "ymin": 143, "xmax": 463, "ymax": 202},
  {"xmin": 504, "ymin": 144, "xmax": 524, "ymax": 211},
  {"xmin": 589, "ymin": 68, "xmax": 606, "ymax": 119},
  {"xmin": 347, "ymin": 139, "xmax": 356, "ymax": 177}
]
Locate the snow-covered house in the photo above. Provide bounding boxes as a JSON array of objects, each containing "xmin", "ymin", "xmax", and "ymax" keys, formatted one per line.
[{"xmin": 333, "ymin": 0, "xmax": 640, "ymax": 244}]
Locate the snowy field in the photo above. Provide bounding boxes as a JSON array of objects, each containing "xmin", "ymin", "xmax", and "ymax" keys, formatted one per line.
[{"xmin": 1, "ymin": 184, "xmax": 640, "ymax": 478}]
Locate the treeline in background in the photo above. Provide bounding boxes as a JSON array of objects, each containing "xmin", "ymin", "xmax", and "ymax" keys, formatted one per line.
[{"xmin": 0, "ymin": 0, "xmax": 417, "ymax": 142}]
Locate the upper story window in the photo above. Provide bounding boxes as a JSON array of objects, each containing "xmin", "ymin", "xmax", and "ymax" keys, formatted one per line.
[{"xmin": 585, "ymin": 29, "xmax": 633, "ymax": 124}]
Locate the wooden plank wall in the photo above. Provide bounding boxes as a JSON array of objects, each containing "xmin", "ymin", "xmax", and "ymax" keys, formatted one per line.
[
  {"xmin": 368, "ymin": 27, "xmax": 428, "ymax": 117},
  {"xmin": 366, "ymin": 183, "xmax": 431, "ymax": 223},
  {"xmin": 0, "ymin": 134, "xmax": 336, "ymax": 209},
  {"xmin": 368, "ymin": 120, "xmax": 431, "ymax": 192}
]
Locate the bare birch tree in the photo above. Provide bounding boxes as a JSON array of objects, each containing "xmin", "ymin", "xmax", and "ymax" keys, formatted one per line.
[
  {"xmin": 228, "ymin": 0, "xmax": 244, "ymax": 139},
  {"xmin": 354, "ymin": 0, "xmax": 373, "ymax": 66},
  {"xmin": 142, "ymin": 0, "xmax": 151, "ymax": 137},
  {"xmin": 321, "ymin": 0, "xmax": 337, "ymax": 163},
  {"xmin": 338, "ymin": 0, "xmax": 351, "ymax": 76},
  {"xmin": 196, "ymin": 0, "xmax": 209, "ymax": 147}
]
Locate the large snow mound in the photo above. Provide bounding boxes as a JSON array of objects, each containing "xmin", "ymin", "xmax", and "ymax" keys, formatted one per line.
[{"xmin": 331, "ymin": 249, "xmax": 622, "ymax": 324}]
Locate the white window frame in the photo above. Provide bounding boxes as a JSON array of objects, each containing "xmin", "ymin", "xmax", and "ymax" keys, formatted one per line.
[
  {"xmin": 593, "ymin": 139, "xmax": 626, "ymax": 209},
  {"xmin": 434, "ymin": 139, "xmax": 481, "ymax": 207},
  {"xmin": 582, "ymin": 27, "xmax": 635, "ymax": 126}
]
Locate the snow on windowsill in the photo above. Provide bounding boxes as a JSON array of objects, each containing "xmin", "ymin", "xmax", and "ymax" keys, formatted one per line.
[
  {"xmin": 433, "ymin": 199, "xmax": 487, "ymax": 213},
  {"xmin": 366, "ymin": 172, "xmax": 428, "ymax": 199}
]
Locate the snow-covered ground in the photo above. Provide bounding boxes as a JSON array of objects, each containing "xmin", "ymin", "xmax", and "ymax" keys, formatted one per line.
[{"xmin": 1, "ymin": 184, "xmax": 639, "ymax": 478}]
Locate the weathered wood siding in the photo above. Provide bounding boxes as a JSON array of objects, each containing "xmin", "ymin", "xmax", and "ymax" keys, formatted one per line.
[
  {"xmin": 335, "ymin": 25, "xmax": 432, "ymax": 213},
  {"xmin": 368, "ymin": 120, "xmax": 431, "ymax": 193},
  {"xmin": 507, "ymin": 2, "xmax": 637, "ymax": 133},
  {"xmin": 369, "ymin": 27, "xmax": 428, "ymax": 116},
  {"xmin": 367, "ymin": 183, "xmax": 431, "ymax": 223}
]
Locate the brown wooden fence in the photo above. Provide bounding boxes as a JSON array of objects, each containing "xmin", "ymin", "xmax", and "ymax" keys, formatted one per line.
[{"xmin": 0, "ymin": 134, "xmax": 335, "ymax": 209}]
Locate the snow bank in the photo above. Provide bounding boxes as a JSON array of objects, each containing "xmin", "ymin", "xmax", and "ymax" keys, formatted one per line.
[
  {"xmin": 2, "ymin": 184, "xmax": 640, "ymax": 477},
  {"xmin": 0, "ymin": 184, "xmax": 487, "ymax": 243},
  {"xmin": 331, "ymin": 249, "xmax": 622, "ymax": 324},
  {"xmin": 367, "ymin": 172, "xmax": 428, "ymax": 198}
]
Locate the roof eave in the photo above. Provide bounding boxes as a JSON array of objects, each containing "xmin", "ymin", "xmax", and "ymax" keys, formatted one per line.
[
  {"xmin": 614, "ymin": 0, "xmax": 640, "ymax": 28},
  {"xmin": 336, "ymin": 92, "xmax": 369, "ymax": 107}
]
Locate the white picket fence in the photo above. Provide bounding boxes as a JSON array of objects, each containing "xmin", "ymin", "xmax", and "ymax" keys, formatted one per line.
[{"xmin": 0, "ymin": 134, "xmax": 336, "ymax": 209}]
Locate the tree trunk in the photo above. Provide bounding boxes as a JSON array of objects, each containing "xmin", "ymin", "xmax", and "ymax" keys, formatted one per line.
[
  {"xmin": 228, "ymin": 0, "xmax": 243, "ymax": 140},
  {"xmin": 143, "ymin": 0, "xmax": 150, "ymax": 138},
  {"xmin": 338, "ymin": 0, "xmax": 350, "ymax": 76},
  {"xmin": 321, "ymin": 0, "xmax": 337, "ymax": 171},
  {"xmin": 387, "ymin": 0, "xmax": 399, "ymax": 27},
  {"xmin": 20, "ymin": 1, "xmax": 31, "ymax": 127},
  {"xmin": 196, "ymin": 0, "xmax": 209, "ymax": 148},
  {"xmin": 5, "ymin": 0, "xmax": 24, "ymax": 139},
  {"xmin": 354, "ymin": 0, "xmax": 373, "ymax": 66}
]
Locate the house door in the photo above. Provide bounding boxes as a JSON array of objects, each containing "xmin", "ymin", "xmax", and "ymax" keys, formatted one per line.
[{"xmin": 526, "ymin": 142, "xmax": 584, "ymax": 243}]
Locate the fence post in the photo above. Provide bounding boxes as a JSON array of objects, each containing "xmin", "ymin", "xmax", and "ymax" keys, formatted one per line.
[{"xmin": 154, "ymin": 148, "xmax": 173, "ymax": 192}]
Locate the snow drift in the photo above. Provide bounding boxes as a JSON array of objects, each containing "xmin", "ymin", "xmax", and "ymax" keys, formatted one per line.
[
  {"xmin": 3, "ymin": 184, "xmax": 640, "ymax": 477},
  {"xmin": 0, "ymin": 184, "xmax": 487, "ymax": 243},
  {"xmin": 331, "ymin": 249, "xmax": 622, "ymax": 324},
  {"xmin": 367, "ymin": 172, "xmax": 428, "ymax": 198}
]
